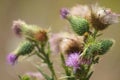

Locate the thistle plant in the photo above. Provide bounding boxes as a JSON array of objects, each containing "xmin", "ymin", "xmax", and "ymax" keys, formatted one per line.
[{"xmin": 7, "ymin": 4, "xmax": 119, "ymax": 80}]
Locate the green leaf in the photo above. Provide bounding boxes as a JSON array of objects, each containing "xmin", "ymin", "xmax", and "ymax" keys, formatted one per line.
[
  {"xmin": 86, "ymin": 71, "xmax": 94, "ymax": 80},
  {"xmin": 35, "ymin": 65, "xmax": 51, "ymax": 80},
  {"xmin": 18, "ymin": 75, "xmax": 30, "ymax": 80}
]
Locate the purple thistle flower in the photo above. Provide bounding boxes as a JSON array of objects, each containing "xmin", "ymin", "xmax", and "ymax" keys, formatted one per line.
[
  {"xmin": 7, "ymin": 53, "xmax": 18, "ymax": 65},
  {"xmin": 66, "ymin": 53, "xmax": 80, "ymax": 69},
  {"xmin": 60, "ymin": 8, "xmax": 69, "ymax": 19}
]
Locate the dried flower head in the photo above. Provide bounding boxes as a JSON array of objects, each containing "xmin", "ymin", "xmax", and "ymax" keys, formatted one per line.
[
  {"xmin": 70, "ymin": 5, "xmax": 91, "ymax": 19},
  {"xmin": 90, "ymin": 4, "xmax": 120, "ymax": 30},
  {"xmin": 7, "ymin": 53, "xmax": 18, "ymax": 65},
  {"xmin": 49, "ymin": 33, "xmax": 70, "ymax": 54},
  {"xmin": 34, "ymin": 29, "xmax": 48, "ymax": 42},
  {"xmin": 60, "ymin": 35, "xmax": 84, "ymax": 54},
  {"xmin": 49, "ymin": 33, "xmax": 62, "ymax": 54}
]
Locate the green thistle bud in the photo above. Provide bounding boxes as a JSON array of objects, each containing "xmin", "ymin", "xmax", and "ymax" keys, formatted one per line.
[
  {"xmin": 15, "ymin": 40, "xmax": 34, "ymax": 55},
  {"xmin": 85, "ymin": 42, "xmax": 101, "ymax": 56},
  {"xmin": 99, "ymin": 40, "xmax": 113, "ymax": 55},
  {"xmin": 67, "ymin": 16, "xmax": 89, "ymax": 35},
  {"xmin": 85, "ymin": 40, "xmax": 113, "ymax": 56}
]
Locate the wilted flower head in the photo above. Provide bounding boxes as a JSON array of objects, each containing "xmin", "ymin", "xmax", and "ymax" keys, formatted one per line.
[
  {"xmin": 49, "ymin": 33, "xmax": 84, "ymax": 54},
  {"xmin": 26, "ymin": 72, "xmax": 44, "ymax": 80},
  {"xmin": 70, "ymin": 5, "xmax": 91, "ymax": 19},
  {"xmin": 12, "ymin": 20, "xmax": 48, "ymax": 42},
  {"xmin": 91, "ymin": 4, "xmax": 120, "ymax": 30},
  {"xmin": 7, "ymin": 53, "xmax": 18, "ymax": 65},
  {"xmin": 66, "ymin": 53, "xmax": 80, "ymax": 70},
  {"xmin": 49, "ymin": 33, "xmax": 69, "ymax": 53},
  {"xmin": 60, "ymin": 35, "xmax": 84, "ymax": 54},
  {"xmin": 34, "ymin": 29, "xmax": 48, "ymax": 42},
  {"xmin": 49, "ymin": 33, "xmax": 62, "ymax": 54}
]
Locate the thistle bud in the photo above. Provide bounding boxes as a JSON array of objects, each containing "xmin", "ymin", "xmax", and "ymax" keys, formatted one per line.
[
  {"xmin": 99, "ymin": 40, "xmax": 113, "ymax": 55},
  {"xmin": 7, "ymin": 40, "xmax": 35, "ymax": 65},
  {"xmin": 67, "ymin": 16, "xmax": 89, "ymax": 35},
  {"xmin": 15, "ymin": 40, "xmax": 35, "ymax": 55},
  {"xmin": 85, "ymin": 42, "xmax": 101, "ymax": 56}
]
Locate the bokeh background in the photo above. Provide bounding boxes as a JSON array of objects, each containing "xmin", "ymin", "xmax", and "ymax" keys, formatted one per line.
[{"xmin": 0, "ymin": 0, "xmax": 120, "ymax": 80}]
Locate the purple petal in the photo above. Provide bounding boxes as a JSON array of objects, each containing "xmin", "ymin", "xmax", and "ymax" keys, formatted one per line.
[
  {"xmin": 60, "ymin": 8, "xmax": 69, "ymax": 19},
  {"xmin": 66, "ymin": 53, "xmax": 80, "ymax": 68},
  {"xmin": 7, "ymin": 53, "xmax": 17, "ymax": 65}
]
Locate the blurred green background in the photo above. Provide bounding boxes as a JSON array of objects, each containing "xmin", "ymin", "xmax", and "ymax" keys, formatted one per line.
[{"xmin": 0, "ymin": 0, "xmax": 120, "ymax": 80}]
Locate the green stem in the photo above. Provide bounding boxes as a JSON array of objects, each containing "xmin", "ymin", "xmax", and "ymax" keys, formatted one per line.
[
  {"xmin": 60, "ymin": 53, "xmax": 73, "ymax": 80},
  {"xmin": 45, "ymin": 54, "xmax": 57, "ymax": 80},
  {"xmin": 93, "ymin": 29, "xmax": 98, "ymax": 40},
  {"xmin": 35, "ymin": 42, "xmax": 57, "ymax": 80}
]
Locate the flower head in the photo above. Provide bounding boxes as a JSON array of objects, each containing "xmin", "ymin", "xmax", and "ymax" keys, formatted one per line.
[
  {"xmin": 60, "ymin": 35, "xmax": 84, "ymax": 54},
  {"xmin": 70, "ymin": 5, "xmax": 91, "ymax": 19},
  {"xmin": 66, "ymin": 53, "xmax": 80, "ymax": 69},
  {"xmin": 91, "ymin": 4, "xmax": 120, "ymax": 30},
  {"xmin": 60, "ymin": 8, "xmax": 70, "ymax": 19},
  {"xmin": 12, "ymin": 20, "xmax": 25, "ymax": 36},
  {"xmin": 34, "ymin": 29, "xmax": 48, "ymax": 42},
  {"xmin": 7, "ymin": 53, "xmax": 18, "ymax": 65},
  {"xmin": 49, "ymin": 33, "xmax": 66, "ymax": 54}
]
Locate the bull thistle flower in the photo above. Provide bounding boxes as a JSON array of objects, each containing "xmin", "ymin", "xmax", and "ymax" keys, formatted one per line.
[
  {"xmin": 90, "ymin": 4, "xmax": 120, "ymax": 30},
  {"xmin": 60, "ymin": 8, "xmax": 90, "ymax": 35},
  {"xmin": 60, "ymin": 35, "xmax": 84, "ymax": 54},
  {"xmin": 66, "ymin": 53, "xmax": 80, "ymax": 71},
  {"xmin": 7, "ymin": 40, "xmax": 34, "ymax": 65},
  {"xmin": 7, "ymin": 3, "xmax": 119, "ymax": 80},
  {"xmin": 12, "ymin": 20, "xmax": 48, "ymax": 42},
  {"xmin": 7, "ymin": 53, "xmax": 18, "ymax": 65},
  {"xmin": 49, "ymin": 33, "xmax": 84, "ymax": 54}
]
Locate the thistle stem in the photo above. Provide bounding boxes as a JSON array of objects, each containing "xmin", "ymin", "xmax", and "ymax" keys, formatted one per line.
[{"xmin": 34, "ymin": 42, "xmax": 57, "ymax": 80}]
